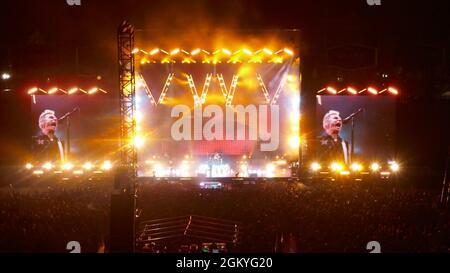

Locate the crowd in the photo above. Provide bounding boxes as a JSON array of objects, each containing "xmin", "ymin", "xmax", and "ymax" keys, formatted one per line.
[
  {"xmin": 0, "ymin": 180, "xmax": 111, "ymax": 252},
  {"xmin": 0, "ymin": 176, "xmax": 448, "ymax": 252},
  {"xmin": 137, "ymin": 180, "xmax": 449, "ymax": 252}
]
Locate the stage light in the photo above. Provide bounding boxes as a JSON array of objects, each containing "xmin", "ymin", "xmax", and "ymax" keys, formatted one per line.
[
  {"xmin": 287, "ymin": 75, "xmax": 296, "ymax": 82},
  {"xmin": 191, "ymin": 48, "xmax": 201, "ymax": 55},
  {"xmin": 170, "ymin": 48, "xmax": 180, "ymax": 55},
  {"xmin": 1, "ymin": 73, "xmax": 11, "ymax": 80},
  {"xmin": 82, "ymin": 162, "xmax": 93, "ymax": 170},
  {"xmin": 242, "ymin": 48, "xmax": 253, "ymax": 55},
  {"xmin": 88, "ymin": 87, "xmax": 98, "ymax": 94},
  {"xmin": 28, "ymin": 87, "xmax": 39, "ymax": 94},
  {"xmin": 132, "ymin": 48, "xmax": 139, "ymax": 54},
  {"xmin": 25, "ymin": 163, "xmax": 33, "ymax": 170},
  {"xmin": 265, "ymin": 163, "xmax": 275, "ymax": 177},
  {"xmin": 135, "ymin": 112, "xmax": 143, "ymax": 123},
  {"xmin": 62, "ymin": 162, "xmax": 74, "ymax": 171},
  {"xmin": 270, "ymin": 56, "xmax": 283, "ymax": 63},
  {"xmin": 350, "ymin": 163, "xmax": 363, "ymax": 172},
  {"xmin": 389, "ymin": 161, "xmax": 400, "ymax": 172},
  {"xmin": 101, "ymin": 161, "xmax": 112, "ymax": 171},
  {"xmin": 367, "ymin": 87, "xmax": 378, "ymax": 95},
  {"xmin": 327, "ymin": 87, "xmax": 337, "ymax": 94},
  {"xmin": 283, "ymin": 48, "xmax": 294, "ymax": 56},
  {"xmin": 47, "ymin": 87, "xmax": 58, "ymax": 94},
  {"xmin": 150, "ymin": 48, "xmax": 160, "ymax": 55},
  {"xmin": 340, "ymin": 171, "xmax": 350, "ymax": 176},
  {"xmin": 318, "ymin": 86, "xmax": 337, "ymax": 94},
  {"xmin": 33, "ymin": 170, "xmax": 44, "ymax": 175},
  {"xmin": 289, "ymin": 135, "xmax": 300, "ymax": 149},
  {"xmin": 276, "ymin": 160, "xmax": 287, "ymax": 165},
  {"xmin": 73, "ymin": 170, "xmax": 84, "ymax": 175},
  {"xmin": 43, "ymin": 162, "xmax": 54, "ymax": 170},
  {"xmin": 388, "ymin": 87, "xmax": 399, "ymax": 95},
  {"xmin": 68, "ymin": 87, "xmax": 78, "ymax": 94},
  {"xmin": 347, "ymin": 87, "xmax": 358, "ymax": 95},
  {"xmin": 263, "ymin": 48, "xmax": 273, "ymax": 55},
  {"xmin": 330, "ymin": 162, "xmax": 344, "ymax": 172},
  {"xmin": 370, "ymin": 162, "xmax": 380, "ymax": 172},
  {"xmin": 134, "ymin": 135, "xmax": 144, "ymax": 148},
  {"xmin": 310, "ymin": 162, "xmax": 321, "ymax": 172},
  {"xmin": 222, "ymin": 48, "xmax": 231, "ymax": 55}
]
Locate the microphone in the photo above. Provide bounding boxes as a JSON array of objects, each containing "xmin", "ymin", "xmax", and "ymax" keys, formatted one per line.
[
  {"xmin": 59, "ymin": 107, "xmax": 79, "ymax": 121},
  {"xmin": 343, "ymin": 108, "xmax": 363, "ymax": 124}
]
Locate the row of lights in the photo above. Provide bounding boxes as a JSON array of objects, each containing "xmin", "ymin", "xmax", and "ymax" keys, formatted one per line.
[
  {"xmin": 138, "ymin": 72, "xmax": 296, "ymax": 106},
  {"xmin": 134, "ymin": 47, "xmax": 294, "ymax": 64},
  {"xmin": 26, "ymin": 161, "xmax": 113, "ymax": 175},
  {"xmin": 310, "ymin": 161, "xmax": 400, "ymax": 174},
  {"xmin": 27, "ymin": 87, "xmax": 107, "ymax": 95},
  {"xmin": 317, "ymin": 86, "xmax": 399, "ymax": 95}
]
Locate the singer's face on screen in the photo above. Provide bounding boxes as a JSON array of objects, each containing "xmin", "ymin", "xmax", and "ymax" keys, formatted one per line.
[
  {"xmin": 325, "ymin": 114, "xmax": 342, "ymax": 136},
  {"xmin": 41, "ymin": 113, "xmax": 58, "ymax": 135}
]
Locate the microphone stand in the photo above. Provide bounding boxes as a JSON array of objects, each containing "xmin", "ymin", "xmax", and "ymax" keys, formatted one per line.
[
  {"xmin": 343, "ymin": 108, "xmax": 363, "ymax": 163},
  {"xmin": 66, "ymin": 116, "xmax": 70, "ymax": 161},
  {"xmin": 59, "ymin": 108, "xmax": 79, "ymax": 161}
]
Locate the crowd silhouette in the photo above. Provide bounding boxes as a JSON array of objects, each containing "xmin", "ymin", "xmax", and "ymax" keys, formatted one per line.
[{"xmin": 0, "ymin": 177, "xmax": 448, "ymax": 252}]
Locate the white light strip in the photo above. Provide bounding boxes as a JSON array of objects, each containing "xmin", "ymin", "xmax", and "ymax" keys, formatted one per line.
[
  {"xmin": 225, "ymin": 75, "xmax": 239, "ymax": 105},
  {"xmin": 216, "ymin": 73, "xmax": 229, "ymax": 100},
  {"xmin": 186, "ymin": 74, "xmax": 202, "ymax": 106},
  {"xmin": 139, "ymin": 73, "xmax": 157, "ymax": 105},
  {"xmin": 200, "ymin": 73, "xmax": 213, "ymax": 104},
  {"xmin": 157, "ymin": 73, "xmax": 174, "ymax": 104},
  {"xmin": 270, "ymin": 75, "xmax": 288, "ymax": 105},
  {"xmin": 256, "ymin": 73, "xmax": 271, "ymax": 103}
]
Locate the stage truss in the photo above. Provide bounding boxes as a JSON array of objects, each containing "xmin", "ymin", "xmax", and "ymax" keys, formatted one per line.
[{"xmin": 118, "ymin": 20, "xmax": 137, "ymax": 187}]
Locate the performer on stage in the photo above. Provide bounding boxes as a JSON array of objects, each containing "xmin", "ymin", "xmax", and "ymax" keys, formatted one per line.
[
  {"xmin": 31, "ymin": 109, "xmax": 65, "ymax": 163},
  {"xmin": 317, "ymin": 110, "xmax": 350, "ymax": 165}
]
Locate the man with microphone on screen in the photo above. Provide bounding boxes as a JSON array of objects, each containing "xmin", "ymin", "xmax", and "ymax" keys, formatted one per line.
[
  {"xmin": 32, "ymin": 109, "xmax": 65, "ymax": 163},
  {"xmin": 317, "ymin": 110, "xmax": 350, "ymax": 165}
]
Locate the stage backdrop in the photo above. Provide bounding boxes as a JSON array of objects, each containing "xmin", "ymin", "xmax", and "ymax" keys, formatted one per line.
[{"xmin": 135, "ymin": 33, "xmax": 300, "ymax": 177}]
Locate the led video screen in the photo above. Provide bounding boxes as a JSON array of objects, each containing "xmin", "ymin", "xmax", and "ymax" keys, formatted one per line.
[
  {"xmin": 136, "ymin": 54, "xmax": 300, "ymax": 178},
  {"xmin": 30, "ymin": 96, "xmax": 119, "ymax": 163},
  {"xmin": 312, "ymin": 95, "xmax": 397, "ymax": 163}
]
